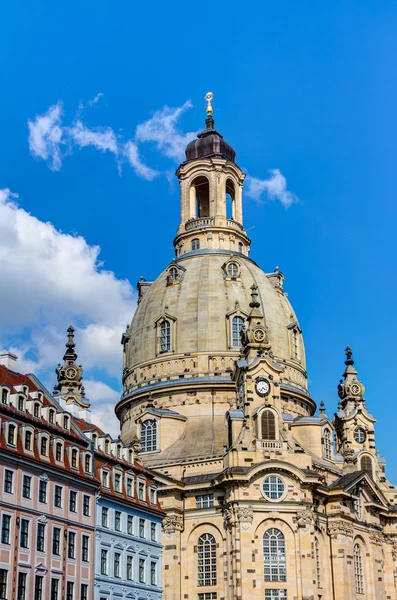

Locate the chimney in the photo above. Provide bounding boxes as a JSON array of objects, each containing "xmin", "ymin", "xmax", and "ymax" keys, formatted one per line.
[{"xmin": 0, "ymin": 352, "xmax": 18, "ymax": 372}]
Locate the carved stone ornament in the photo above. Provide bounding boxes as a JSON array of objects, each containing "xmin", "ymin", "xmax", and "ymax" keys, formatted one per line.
[
  {"xmin": 327, "ymin": 520, "xmax": 354, "ymax": 539},
  {"xmin": 237, "ymin": 508, "xmax": 253, "ymax": 531},
  {"xmin": 162, "ymin": 515, "xmax": 183, "ymax": 538},
  {"xmin": 39, "ymin": 473, "xmax": 49, "ymax": 482},
  {"xmin": 369, "ymin": 530, "xmax": 385, "ymax": 545},
  {"xmin": 222, "ymin": 506, "xmax": 233, "ymax": 531},
  {"xmin": 295, "ymin": 509, "xmax": 314, "ymax": 529},
  {"xmin": 38, "ymin": 515, "xmax": 48, "ymax": 524}
]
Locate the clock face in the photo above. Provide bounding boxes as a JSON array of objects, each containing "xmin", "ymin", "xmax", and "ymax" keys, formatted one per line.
[
  {"xmin": 66, "ymin": 367, "xmax": 77, "ymax": 379},
  {"xmin": 256, "ymin": 379, "xmax": 270, "ymax": 397}
]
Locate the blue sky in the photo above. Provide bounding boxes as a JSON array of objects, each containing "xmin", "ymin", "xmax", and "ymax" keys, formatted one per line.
[{"xmin": 1, "ymin": 1, "xmax": 397, "ymax": 478}]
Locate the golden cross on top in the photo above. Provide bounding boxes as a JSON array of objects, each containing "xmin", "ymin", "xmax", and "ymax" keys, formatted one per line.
[{"xmin": 205, "ymin": 92, "xmax": 214, "ymax": 116}]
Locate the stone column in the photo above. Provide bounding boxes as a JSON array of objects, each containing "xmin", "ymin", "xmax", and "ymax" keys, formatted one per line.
[
  {"xmin": 162, "ymin": 515, "xmax": 183, "ymax": 600},
  {"xmin": 327, "ymin": 520, "xmax": 355, "ymax": 600}
]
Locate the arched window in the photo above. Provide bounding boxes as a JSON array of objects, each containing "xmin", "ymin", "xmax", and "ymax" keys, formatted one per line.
[
  {"xmin": 117, "ymin": 445, "xmax": 121, "ymax": 459},
  {"xmin": 263, "ymin": 528, "xmax": 286, "ymax": 582},
  {"xmin": 63, "ymin": 415, "xmax": 69, "ymax": 429},
  {"xmin": 1, "ymin": 389, "xmax": 8, "ymax": 405},
  {"xmin": 8, "ymin": 424, "xmax": 16, "ymax": 446},
  {"xmin": 354, "ymin": 543, "xmax": 364, "ymax": 594},
  {"xmin": 92, "ymin": 433, "xmax": 98, "ymax": 449},
  {"xmin": 314, "ymin": 537, "xmax": 321, "ymax": 587},
  {"xmin": 104, "ymin": 440, "xmax": 110, "ymax": 454},
  {"xmin": 160, "ymin": 320, "xmax": 171, "ymax": 353},
  {"xmin": 227, "ymin": 262, "xmax": 239, "ymax": 278},
  {"xmin": 169, "ymin": 267, "xmax": 178, "ymax": 281},
  {"xmin": 226, "ymin": 179, "xmax": 235, "ymax": 219},
  {"xmin": 197, "ymin": 533, "xmax": 217, "ymax": 586},
  {"xmin": 232, "ymin": 316, "xmax": 244, "ymax": 347},
  {"xmin": 323, "ymin": 429, "xmax": 332, "ymax": 460},
  {"xmin": 238, "ymin": 242, "xmax": 243, "ymax": 253},
  {"xmin": 361, "ymin": 455, "xmax": 372, "ymax": 477},
  {"xmin": 261, "ymin": 410, "xmax": 276, "ymax": 440},
  {"xmin": 33, "ymin": 403, "xmax": 40, "ymax": 418},
  {"xmin": 191, "ymin": 176, "xmax": 210, "ymax": 218},
  {"xmin": 49, "ymin": 409, "xmax": 55, "ymax": 424},
  {"xmin": 192, "ymin": 238, "xmax": 200, "ymax": 251},
  {"xmin": 25, "ymin": 430, "xmax": 32, "ymax": 451},
  {"xmin": 292, "ymin": 328, "xmax": 299, "ymax": 360},
  {"xmin": 141, "ymin": 420, "xmax": 157, "ymax": 453},
  {"xmin": 55, "ymin": 442, "xmax": 62, "ymax": 461}
]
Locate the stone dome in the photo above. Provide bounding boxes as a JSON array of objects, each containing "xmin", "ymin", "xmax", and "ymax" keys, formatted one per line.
[{"xmin": 123, "ymin": 251, "xmax": 308, "ymax": 394}]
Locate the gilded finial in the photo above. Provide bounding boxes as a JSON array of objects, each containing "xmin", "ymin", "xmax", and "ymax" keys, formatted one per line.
[{"xmin": 205, "ymin": 91, "xmax": 214, "ymax": 116}]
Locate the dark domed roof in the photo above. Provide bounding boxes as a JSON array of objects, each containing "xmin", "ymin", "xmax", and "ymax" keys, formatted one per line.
[{"xmin": 185, "ymin": 116, "xmax": 236, "ymax": 162}]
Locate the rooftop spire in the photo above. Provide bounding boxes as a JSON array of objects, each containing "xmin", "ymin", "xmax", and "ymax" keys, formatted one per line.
[
  {"xmin": 54, "ymin": 325, "xmax": 89, "ymax": 409},
  {"xmin": 345, "ymin": 345, "xmax": 354, "ymax": 366},
  {"xmin": 205, "ymin": 91, "xmax": 214, "ymax": 116}
]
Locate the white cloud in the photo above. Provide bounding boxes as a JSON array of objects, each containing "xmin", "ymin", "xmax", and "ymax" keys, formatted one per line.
[
  {"xmin": 123, "ymin": 141, "xmax": 159, "ymax": 181},
  {"xmin": 83, "ymin": 379, "xmax": 120, "ymax": 437},
  {"xmin": 245, "ymin": 169, "xmax": 298, "ymax": 208},
  {"xmin": 0, "ymin": 188, "xmax": 136, "ymax": 379},
  {"xmin": 28, "ymin": 101, "xmax": 64, "ymax": 171},
  {"xmin": 87, "ymin": 92, "xmax": 103, "ymax": 107},
  {"xmin": 68, "ymin": 120, "xmax": 118, "ymax": 154},
  {"xmin": 135, "ymin": 101, "xmax": 198, "ymax": 162}
]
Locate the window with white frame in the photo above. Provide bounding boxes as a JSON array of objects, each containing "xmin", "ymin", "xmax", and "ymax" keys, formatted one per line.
[
  {"xmin": 141, "ymin": 419, "xmax": 157, "ymax": 453},
  {"xmin": 264, "ymin": 592, "xmax": 287, "ymax": 600},
  {"xmin": 197, "ymin": 533, "xmax": 217, "ymax": 586},
  {"xmin": 196, "ymin": 494, "xmax": 214, "ymax": 509},
  {"xmin": 138, "ymin": 481, "xmax": 145, "ymax": 501},
  {"xmin": 263, "ymin": 528, "xmax": 286, "ymax": 582},
  {"xmin": 323, "ymin": 429, "xmax": 332, "ymax": 460},
  {"xmin": 354, "ymin": 542, "xmax": 364, "ymax": 594},
  {"xmin": 231, "ymin": 316, "xmax": 244, "ymax": 347},
  {"xmin": 24, "ymin": 429, "xmax": 33, "ymax": 451},
  {"xmin": 1, "ymin": 389, "xmax": 8, "ymax": 405},
  {"xmin": 262, "ymin": 475, "xmax": 285, "ymax": 501},
  {"xmin": 3, "ymin": 470, "xmax": 13, "ymax": 494},
  {"xmin": 192, "ymin": 238, "xmax": 200, "ymax": 251},
  {"xmin": 160, "ymin": 320, "xmax": 171, "ymax": 353}
]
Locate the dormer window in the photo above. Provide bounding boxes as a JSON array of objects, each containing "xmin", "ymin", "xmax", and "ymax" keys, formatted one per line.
[
  {"xmin": 128, "ymin": 449, "xmax": 133, "ymax": 464},
  {"xmin": 117, "ymin": 444, "xmax": 121, "ymax": 460},
  {"xmin": 25, "ymin": 430, "xmax": 32, "ymax": 451},
  {"xmin": 141, "ymin": 419, "xmax": 157, "ymax": 453},
  {"xmin": 49, "ymin": 409, "xmax": 55, "ymax": 424},
  {"xmin": 34, "ymin": 403, "xmax": 40, "ymax": 418},
  {"xmin": 169, "ymin": 267, "xmax": 178, "ymax": 280},
  {"xmin": 92, "ymin": 433, "xmax": 98, "ymax": 449},
  {"xmin": 55, "ymin": 442, "xmax": 63, "ymax": 462},
  {"xmin": 102, "ymin": 471, "xmax": 109, "ymax": 488},
  {"xmin": 114, "ymin": 473, "xmax": 122, "ymax": 493},
  {"xmin": 23, "ymin": 386, "xmax": 28, "ymax": 395},
  {"xmin": 71, "ymin": 449, "xmax": 78, "ymax": 469},
  {"xmin": 63, "ymin": 416, "xmax": 69, "ymax": 430},
  {"xmin": 18, "ymin": 396, "xmax": 24, "ymax": 411},
  {"xmin": 40, "ymin": 437, "xmax": 48, "ymax": 457},
  {"xmin": 84, "ymin": 454, "xmax": 91, "ymax": 473},
  {"xmin": 1, "ymin": 389, "xmax": 8, "ymax": 405},
  {"xmin": 226, "ymin": 262, "xmax": 239, "ymax": 278},
  {"xmin": 138, "ymin": 481, "xmax": 145, "ymax": 501},
  {"xmin": 8, "ymin": 424, "xmax": 16, "ymax": 446},
  {"xmin": 104, "ymin": 440, "xmax": 110, "ymax": 454}
]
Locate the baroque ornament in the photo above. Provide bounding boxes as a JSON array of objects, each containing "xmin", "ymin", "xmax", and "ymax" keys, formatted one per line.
[
  {"xmin": 327, "ymin": 520, "xmax": 354, "ymax": 539},
  {"xmin": 162, "ymin": 515, "xmax": 183, "ymax": 538},
  {"xmin": 237, "ymin": 508, "xmax": 253, "ymax": 530}
]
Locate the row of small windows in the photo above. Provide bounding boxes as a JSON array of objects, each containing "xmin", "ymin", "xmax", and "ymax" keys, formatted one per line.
[
  {"xmin": 100, "ymin": 470, "xmax": 155, "ymax": 503},
  {"xmin": 3, "ymin": 469, "xmax": 91, "ymax": 514},
  {"xmin": 3, "ymin": 423, "xmax": 93, "ymax": 472},
  {"xmin": 100, "ymin": 507, "xmax": 158, "ymax": 541},
  {"xmin": 0, "ymin": 571, "xmax": 88, "ymax": 600},
  {"xmin": 1, "ymin": 512, "xmax": 90, "ymax": 562},
  {"xmin": 1, "ymin": 389, "xmax": 69, "ymax": 429},
  {"xmin": 100, "ymin": 549, "xmax": 158, "ymax": 585}
]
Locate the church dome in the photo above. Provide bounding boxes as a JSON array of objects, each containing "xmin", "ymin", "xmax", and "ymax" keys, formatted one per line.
[
  {"xmin": 185, "ymin": 116, "xmax": 236, "ymax": 162},
  {"xmin": 125, "ymin": 253, "xmax": 305, "ymax": 382}
]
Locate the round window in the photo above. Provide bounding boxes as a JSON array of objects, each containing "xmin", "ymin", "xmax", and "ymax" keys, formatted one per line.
[
  {"xmin": 354, "ymin": 428, "xmax": 366, "ymax": 443},
  {"xmin": 262, "ymin": 475, "xmax": 285, "ymax": 501},
  {"xmin": 227, "ymin": 262, "xmax": 239, "ymax": 278}
]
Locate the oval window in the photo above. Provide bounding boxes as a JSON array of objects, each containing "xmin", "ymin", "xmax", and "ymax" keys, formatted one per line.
[
  {"xmin": 227, "ymin": 262, "xmax": 239, "ymax": 278},
  {"xmin": 354, "ymin": 428, "xmax": 366, "ymax": 443}
]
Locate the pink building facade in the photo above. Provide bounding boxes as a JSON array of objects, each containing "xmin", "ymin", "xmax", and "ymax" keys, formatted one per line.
[{"xmin": 0, "ymin": 353, "xmax": 97, "ymax": 600}]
